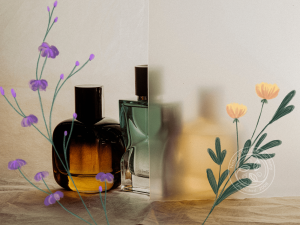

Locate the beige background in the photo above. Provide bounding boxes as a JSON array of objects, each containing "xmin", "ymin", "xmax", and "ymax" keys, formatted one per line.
[
  {"xmin": 0, "ymin": 0, "xmax": 148, "ymax": 185},
  {"xmin": 149, "ymin": 0, "xmax": 300, "ymax": 200}
]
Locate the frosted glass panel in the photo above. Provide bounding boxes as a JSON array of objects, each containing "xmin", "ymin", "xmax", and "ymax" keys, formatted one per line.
[{"xmin": 149, "ymin": 0, "xmax": 300, "ymax": 200}]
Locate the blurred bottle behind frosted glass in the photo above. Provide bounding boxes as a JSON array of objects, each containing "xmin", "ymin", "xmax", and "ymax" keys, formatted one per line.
[{"xmin": 119, "ymin": 65, "xmax": 149, "ymax": 194}]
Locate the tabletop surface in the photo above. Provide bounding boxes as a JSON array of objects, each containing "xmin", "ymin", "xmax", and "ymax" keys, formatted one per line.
[{"xmin": 1, "ymin": 178, "xmax": 299, "ymax": 225}]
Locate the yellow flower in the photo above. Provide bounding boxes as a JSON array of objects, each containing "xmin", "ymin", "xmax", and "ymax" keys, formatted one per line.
[
  {"xmin": 255, "ymin": 82, "xmax": 279, "ymax": 100},
  {"xmin": 226, "ymin": 103, "xmax": 247, "ymax": 119}
]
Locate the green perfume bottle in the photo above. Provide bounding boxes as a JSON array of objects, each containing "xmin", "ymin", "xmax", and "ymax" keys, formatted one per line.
[{"xmin": 119, "ymin": 65, "xmax": 149, "ymax": 193}]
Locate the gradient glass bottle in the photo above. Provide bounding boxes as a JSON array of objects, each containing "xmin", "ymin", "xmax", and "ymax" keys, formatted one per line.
[
  {"xmin": 119, "ymin": 65, "xmax": 149, "ymax": 193},
  {"xmin": 52, "ymin": 85, "xmax": 125, "ymax": 193}
]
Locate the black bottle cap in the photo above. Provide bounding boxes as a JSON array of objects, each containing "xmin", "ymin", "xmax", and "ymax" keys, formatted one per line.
[
  {"xmin": 135, "ymin": 65, "xmax": 148, "ymax": 97},
  {"xmin": 75, "ymin": 84, "xmax": 103, "ymax": 125}
]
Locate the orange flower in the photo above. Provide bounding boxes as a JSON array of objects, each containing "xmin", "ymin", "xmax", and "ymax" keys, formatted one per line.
[
  {"xmin": 226, "ymin": 103, "xmax": 247, "ymax": 119},
  {"xmin": 255, "ymin": 82, "xmax": 279, "ymax": 100}
]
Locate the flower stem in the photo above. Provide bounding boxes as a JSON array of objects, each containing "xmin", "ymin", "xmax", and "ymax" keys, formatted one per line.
[
  {"xmin": 234, "ymin": 120, "xmax": 239, "ymax": 172},
  {"xmin": 251, "ymin": 123, "xmax": 270, "ymax": 148},
  {"xmin": 48, "ymin": 78, "xmax": 61, "ymax": 141},
  {"xmin": 42, "ymin": 179, "xmax": 93, "ymax": 225},
  {"xmin": 39, "ymin": 56, "xmax": 48, "ymax": 80},
  {"xmin": 3, "ymin": 96, "xmax": 25, "ymax": 117},
  {"xmin": 37, "ymin": 89, "xmax": 50, "ymax": 139},
  {"xmin": 18, "ymin": 168, "xmax": 50, "ymax": 195},
  {"xmin": 69, "ymin": 59, "xmax": 90, "ymax": 78},
  {"xmin": 43, "ymin": 8, "xmax": 54, "ymax": 42},
  {"xmin": 202, "ymin": 204, "xmax": 215, "ymax": 225},
  {"xmin": 99, "ymin": 185, "xmax": 110, "ymax": 225},
  {"xmin": 36, "ymin": 52, "xmax": 41, "ymax": 80},
  {"xmin": 14, "ymin": 98, "xmax": 26, "ymax": 117},
  {"xmin": 251, "ymin": 102, "xmax": 265, "ymax": 141}
]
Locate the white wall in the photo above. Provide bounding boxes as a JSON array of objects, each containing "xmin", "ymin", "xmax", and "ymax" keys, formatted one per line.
[
  {"xmin": 0, "ymin": 0, "xmax": 148, "ymax": 183},
  {"xmin": 149, "ymin": 0, "xmax": 300, "ymax": 200}
]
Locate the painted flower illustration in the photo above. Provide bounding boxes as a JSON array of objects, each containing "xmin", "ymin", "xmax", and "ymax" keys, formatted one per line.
[
  {"xmin": 29, "ymin": 79, "xmax": 48, "ymax": 91},
  {"xmin": 8, "ymin": 159, "xmax": 27, "ymax": 170},
  {"xmin": 34, "ymin": 171, "xmax": 49, "ymax": 181},
  {"xmin": 226, "ymin": 103, "xmax": 247, "ymax": 119},
  {"xmin": 96, "ymin": 172, "xmax": 114, "ymax": 183},
  {"xmin": 21, "ymin": 114, "xmax": 38, "ymax": 127},
  {"xmin": 38, "ymin": 42, "xmax": 59, "ymax": 58},
  {"xmin": 44, "ymin": 191, "xmax": 64, "ymax": 206},
  {"xmin": 255, "ymin": 82, "xmax": 279, "ymax": 100}
]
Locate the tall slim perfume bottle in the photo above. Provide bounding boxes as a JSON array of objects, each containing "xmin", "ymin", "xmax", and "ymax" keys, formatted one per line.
[
  {"xmin": 52, "ymin": 85, "xmax": 125, "ymax": 193},
  {"xmin": 119, "ymin": 65, "xmax": 149, "ymax": 193}
]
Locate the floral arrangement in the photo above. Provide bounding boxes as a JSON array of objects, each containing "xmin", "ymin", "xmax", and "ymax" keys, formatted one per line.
[
  {"xmin": 202, "ymin": 83, "xmax": 295, "ymax": 224},
  {"xmin": 2, "ymin": 2, "xmax": 112, "ymax": 225}
]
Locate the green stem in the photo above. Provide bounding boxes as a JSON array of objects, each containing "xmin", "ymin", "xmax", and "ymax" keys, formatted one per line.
[
  {"xmin": 48, "ymin": 78, "xmax": 61, "ymax": 141},
  {"xmin": 42, "ymin": 179, "xmax": 93, "ymax": 225},
  {"xmin": 99, "ymin": 184, "xmax": 110, "ymax": 225},
  {"xmin": 234, "ymin": 120, "xmax": 239, "ymax": 172},
  {"xmin": 18, "ymin": 168, "xmax": 50, "ymax": 195},
  {"xmin": 39, "ymin": 56, "xmax": 48, "ymax": 80},
  {"xmin": 251, "ymin": 123, "xmax": 270, "ymax": 148},
  {"xmin": 14, "ymin": 98, "xmax": 26, "ymax": 117},
  {"xmin": 44, "ymin": 21, "xmax": 55, "ymax": 41},
  {"xmin": 3, "ymin": 96, "xmax": 25, "ymax": 117},
  {"xmin": 36, "ymin": 52, "xmax": 41, "ymax": 80},
  {"xmin": 251, "ymin": 102, "xmax": 264, "ymax": 141},
  {"xmin": 69, "ymin": 60, "xmax": 90, "ymax": 78},
  {"xmin": 43, "ymin": 8, "xmax": 54, "ymax": 42},
  {"xmin": 202, "ymin": 204, "xmax": 215, "ymax": 225},
  {"xmin": 37, "ymin": 89, "xmax": 50, "ymax": 138}
]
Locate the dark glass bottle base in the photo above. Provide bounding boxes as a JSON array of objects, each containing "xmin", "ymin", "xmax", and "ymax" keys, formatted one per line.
[{"xmin": 52, "ymin": 117, "xmax": 125, "ymax": 193}]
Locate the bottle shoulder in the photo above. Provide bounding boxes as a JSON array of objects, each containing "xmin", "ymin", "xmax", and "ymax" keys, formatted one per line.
[
  {"xmin": 54, "ymin": 117, "xmax": 120, "ymax": 130},
  {"xmin": 119, "ymin": 99, "xmax": 148, "ymax": 107}
]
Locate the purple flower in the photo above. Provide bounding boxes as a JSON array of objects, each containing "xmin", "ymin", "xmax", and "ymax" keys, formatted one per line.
[
  {"xmin": 73, "ymin": 113, "xmax": 77, "ymax": 119},
  {"xmin": 38, "ymin": 42, "xmax": 59, "ymax": 59},
  {"xmin": 53, "ymin": 1, "xmax": 57, "ymax": 7},
  {"xmin": 96, "ymin": 172, "xmax": 114, "ymax": 183},
  {"xmin": 44, "ymin": 191, "xmax": 64, "ymax": 206},
  {"xmin": 29, "ymin": 79, "xmax": 48, "ymax": 91},
  {"xmin": 11, "ymin": 89, "xmax": 16, "ymax": 98},
  {"xmin": 21, "ymin": 114, "xmax": 38, "ymax": 127},
  {"xmin": 34, "ymin": 171, "xmax": 49, "ymax": 181},
  {"xmin": 60, "ymin": 74, "xmax": 64, "ymax": 80},
  {"xmin": 99, "ymin": 186, "xmax": 103, "ymax": 192},
  {"xmin": 89, "ymin": 54, "xmax": 95, "ymax": 61},
  {"xmin": 8, "ymin": 159, "xmax": 27, "ymax": 170},
  {"xmin": 47, "ymin": 6, "xmax": 50, "ymax": 12},
  {"xmin": 75, "ymin": 61, "xmax": 80, "ymax": 66},
  {"xmin": 0, "ymin": 87, "xmax": 4, "ymax": 96},
  {"xmin": 64, "ymin": 131, "xmax": 67, "ymax": 136},
  {"xmin": 54, "ymin": 17, "xmax": 58, "ymax": 23}
]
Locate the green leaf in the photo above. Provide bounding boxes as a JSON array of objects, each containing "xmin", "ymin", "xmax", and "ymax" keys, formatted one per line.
[
  {"xmin": 254, "ymin": 140, "xmax": 282, "ymax": 154},
  {"xmin": 215, "ymin": 137, "xmax": 221, "ymax": 161},
  {"xmin": 220, "ymin": 150, "xmax": 227, "ymax": 165},
  {"xmin": 239, "ymin": 139, "xmax": 251, "ymax": 167},
  {"xmin": 215, "ymin": 178, "xmax": 252, "ymax": 206},
  {"xmin": 254, "ymin": 133, "xmax": 267, "ymax": 153},
  {"xmin": 208, "ymin": 148, "xmax": 219, "ymax": 165},
  {"xmin": 240, "ymin": 163, "xmax": 261, "ymax": 170},
  {"xmin": 270, "ymin": 105, "xmax": 295, "ymax": 124},
  {"xmin": 274, "ymin": 90, "xmax": 296, "ymax": 115},
  {"xmin": 252, "ymin": 153, "xmax": 275, "ymax": 159},
  {"xmin": 206, "ymin": 169, "xmax": 218, "ymax": 195},
  {"xmin": 218, "ymin": 169, "xmax": 229, "ymax": 189}
]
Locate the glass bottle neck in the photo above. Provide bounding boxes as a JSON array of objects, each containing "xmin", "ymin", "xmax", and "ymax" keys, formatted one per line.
[{"xmin": 138, "ymin": 96, "xmax": 148, "ymax": 101}]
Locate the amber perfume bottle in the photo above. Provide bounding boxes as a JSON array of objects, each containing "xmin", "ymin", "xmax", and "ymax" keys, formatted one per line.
[
  {"xmin": 52, "ymin": 85, "xmax": 125, "ymax": 193},
  {"xmin": 119, "ymin": 65, "xmax": 149, "ymax": 193}
]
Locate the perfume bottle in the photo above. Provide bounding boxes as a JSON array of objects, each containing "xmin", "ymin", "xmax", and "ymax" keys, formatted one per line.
[
  {"xmin": 119, "ymin": 65, "xmax": 149, "ymax": 193},
  {"xmin": 52, "ymin": 84, "xmax": 125, "ymax": 193}
]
